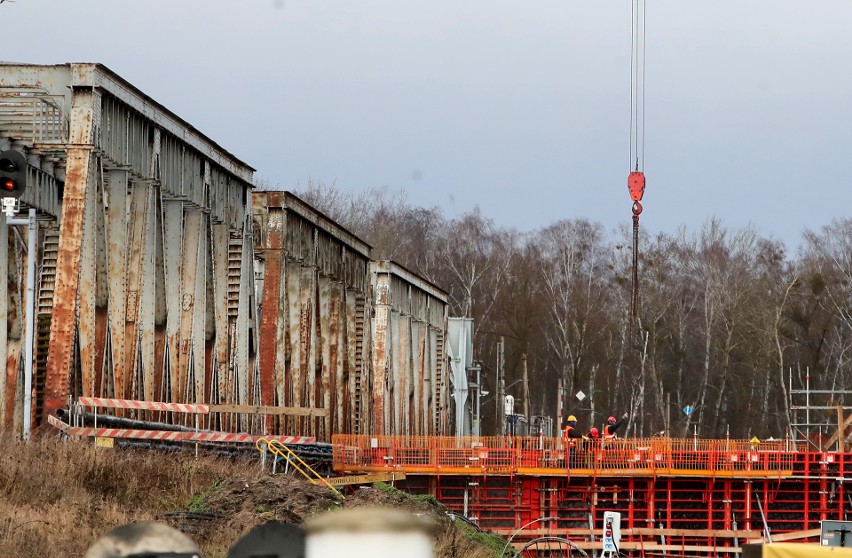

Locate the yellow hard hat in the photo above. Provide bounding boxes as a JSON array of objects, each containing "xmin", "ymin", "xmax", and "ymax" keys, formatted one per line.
[{"xmin": 567, "ymin": 415, "xmax": 577, "ymax": 422}]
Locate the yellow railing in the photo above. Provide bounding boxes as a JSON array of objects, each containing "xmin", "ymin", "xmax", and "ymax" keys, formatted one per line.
[
  {"xmin": 332, "ymin": 435, "xmax": 803, "ymax": 477},
  {"xmin": 256, "ymin": 438, "xmax": 344, "ymax": 499}
]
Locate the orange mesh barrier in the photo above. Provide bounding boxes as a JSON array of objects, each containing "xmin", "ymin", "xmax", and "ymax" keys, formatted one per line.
[{"xmin": 332, "ymin": 435, "xmax": 800, "ymax": 477}]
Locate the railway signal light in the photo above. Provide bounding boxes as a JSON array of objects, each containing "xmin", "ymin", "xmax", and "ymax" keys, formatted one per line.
[{"xmin": 0, "ymin": 150, "xmax": 27, "ymax": 199}]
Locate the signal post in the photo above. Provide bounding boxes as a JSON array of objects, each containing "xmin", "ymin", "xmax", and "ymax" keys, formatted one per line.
[{"xmin": 1, "ymin": 148, "xmax": 36, "ymax": 440}]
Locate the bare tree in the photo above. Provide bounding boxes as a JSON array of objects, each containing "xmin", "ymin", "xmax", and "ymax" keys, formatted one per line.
[{"xmin": 538, "ymin": 219, "xmax": 610, "ymax": 423}]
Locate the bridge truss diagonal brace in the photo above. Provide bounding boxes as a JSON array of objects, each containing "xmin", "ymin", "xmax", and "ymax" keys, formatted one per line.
[{"xmin": 44, "ymin": 87, "xmax": 97, "ymax": 419}]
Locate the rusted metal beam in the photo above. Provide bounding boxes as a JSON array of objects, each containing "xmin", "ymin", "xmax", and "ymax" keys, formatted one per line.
[
  {"xmin": 43, "ymin": 86, "xmax": 96, "ymax": 419},
  {"xmin": 139, "ymin": 185, "xmax": 157, "ymax": 402},
  {"xmin": 162, "ymin": 199, "xmax": 183, "ymax": 402},
  {"xmin": 0, "ymin": 217, "xmax": 11, "ymax": 426},
  {"xmin": 301, "ymin": 265, "xmax": 316, "ymax": 436},
  {"xmin": 254, "ymin": 191, "xmax": 370, "ymax": 259},
  {"xmin": 372, "ymin": 289, "xmax": 389, "ymax": 435},
  {"xmin": 178, "ymin": 209, "xmax": 202, "ymax": 403},
  {"xmin": 319, "ymin": 275, "xmax": 332, "ymax": 440},
  {"xmin": 190, "ymin": 211, "xmax": 208, "ymax": 404},
  {"xmin": 232, "ymin": 220, "xmax": 252, "ymax": 414},
  {"xmin": 105, "ymin": 169, "xmax": 128, "ymax": 400},
  {"xmin": 77, "ymin": 154, "xmax": 98, "ymax": 397},
  {"xmin": 70, "ymin": 63, "xmax": 254, "ymax": 183},
  {"xmin": 286, "ymin": 260, "xmax": 303, "ymax": 433},
  {"xmin": 212, "ymin": 223, "xmax": 230, "ymax": 407},
  {"xmin": 123, "ymin": 184, "xmax": 147, "ymax": 400},
  {"xmin": 258, "ymin": 208, "xmax": 283, "ymax": 416}
]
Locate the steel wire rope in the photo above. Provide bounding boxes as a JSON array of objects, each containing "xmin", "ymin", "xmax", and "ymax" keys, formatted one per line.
[
  {"xmin": 629, "ymin": 0, "xmax": 636, "ymax": 171},
  {"xmin": 628, "ymin": 0, "xmax": 646, "ymax": 341},
  {"xmin": 641, "ymin": 0, "xmax": 647, "ymax": 171}
]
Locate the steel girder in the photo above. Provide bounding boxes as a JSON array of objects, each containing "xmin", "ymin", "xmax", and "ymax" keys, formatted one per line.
[{"xmin": 0, "ymin": 64, "xmax": 258, "ymax": 425}]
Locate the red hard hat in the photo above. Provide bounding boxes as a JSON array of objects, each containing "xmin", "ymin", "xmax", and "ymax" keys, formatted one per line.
[
  {"xmin": 590, "ymin": 427, "xmax": 599, "ymax": 436},
  {"xmin": 607, "ymin": 416, "xmax": 616, "ymax": 424}
]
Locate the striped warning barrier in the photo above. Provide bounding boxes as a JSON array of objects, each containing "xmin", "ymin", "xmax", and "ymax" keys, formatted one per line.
[
  {"xmin": 48, "ymin": 416, "xmax": 315, "ymax": 445},
  {"xmin": 78, "ymin": 397, "xmax": 210, "ymax": 414}
]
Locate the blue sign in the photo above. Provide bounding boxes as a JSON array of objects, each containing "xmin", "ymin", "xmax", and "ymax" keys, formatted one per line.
[{"xmin": 682, "ymin": 405, "xmax": 693, "ymax": 416}]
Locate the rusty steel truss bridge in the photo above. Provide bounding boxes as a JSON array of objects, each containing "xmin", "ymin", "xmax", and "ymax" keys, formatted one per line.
[{"xmin": 4, "ymin": 62, "xmax": 852, "ymax": 557}]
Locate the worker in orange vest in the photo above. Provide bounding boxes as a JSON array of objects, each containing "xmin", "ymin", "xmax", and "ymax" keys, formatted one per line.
[
  {"xmin": 563, "ymin": 415, "xmax": 583, "ymax": 467},
  {"xmin": 603, "ymin": 413, "xmax": 629, "ymax": 439},
  {"xmin": 563, "ymin": 415, "xmax": 582, "ymax": 442}
]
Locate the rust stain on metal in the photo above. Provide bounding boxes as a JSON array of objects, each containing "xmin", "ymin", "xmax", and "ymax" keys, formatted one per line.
[
  {"xmin": 153, "ymin": 325, "xmax": 165, "ymax": 403},
  {"xmin": 285, "ymin": 260, "xmax": 302, "ymax": 435},
  {"xmin": 4, "ymin": 342, "xmax": 20, "ymax": 428},
  {"xmin": 44, "ymin": 147, "xmax": 92, "ymax": 418},
  {"xmin": 93, "ymin": 307, "xmax": 108, "ymax": 396},
  {"xmin": 204, "ymin": 340, "xmax": 215, "ymax": 426},
  {"xmin": 329, "ymin": 288, "xmax": 341, "ymax": 437},
  {"xmin": 398, "ymin": 315, "xmax": 410, "ymax": 435},
  {"xmin": 372, "ymin": 305, "xmax": 388, "ymax": 435},
  {"xmin": 298, "ymin": 299, "xmax": 312, "ymax": 435},
  {"xmin": 319, "ymin": 277, "xmax": 332, "ymax": 440},
  {"xmin": 417, "ymin": 328, "xmax": 427, "ymax": 436},
  {"xmin": 78, "ymin": 192, "xmax": 96, "ymax": 398},
  {"xmin": 258, "ymin": 211, "xmax": 283, "ymax": 418}
]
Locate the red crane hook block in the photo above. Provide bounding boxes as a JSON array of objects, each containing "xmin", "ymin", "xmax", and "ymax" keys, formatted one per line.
[{"xmin": 628, "ymin": 171, "xmax": 645, "ymax": 202}]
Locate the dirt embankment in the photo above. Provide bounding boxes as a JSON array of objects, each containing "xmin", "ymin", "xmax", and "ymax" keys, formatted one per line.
[{"xmin": 0, "ymin": 435, "xmax": 502, "ymax": 557}]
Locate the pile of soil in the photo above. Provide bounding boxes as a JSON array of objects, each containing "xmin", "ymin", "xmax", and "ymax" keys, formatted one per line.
[{"xmin": 163, "ymin": 474, "xmax": 502, "ymax": 558}]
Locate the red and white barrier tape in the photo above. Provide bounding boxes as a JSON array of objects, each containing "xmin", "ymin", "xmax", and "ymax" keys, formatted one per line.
[
  {"xmin": 48, "ymin": 416, "xmax": 315, "ymax": 445},
  {"xmin": 77, "ymin": 397, "xmax": 210, "ymax": 414}
]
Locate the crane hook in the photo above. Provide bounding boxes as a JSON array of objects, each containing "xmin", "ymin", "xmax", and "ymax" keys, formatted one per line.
[{"xmin": 632, "ymin": 200, "xmax": 643, "ymax": 216}]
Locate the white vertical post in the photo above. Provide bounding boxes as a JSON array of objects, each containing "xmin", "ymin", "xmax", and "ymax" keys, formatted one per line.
[
  {"xmin": 806, "ymin": 366, "xmax": 811, "ymax": 436},
  {"xmin": 22, "ymin": 208, "xmax": 37, "ymax": 441},
  {"xmin": 474, "ymin": 364, "xmax": 481, "ymax": 437}
]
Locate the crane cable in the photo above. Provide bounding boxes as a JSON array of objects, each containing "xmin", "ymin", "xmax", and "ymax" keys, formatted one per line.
[{"xmin": 628, "ymin": 0, "xmax": 647, "ymax": 341}]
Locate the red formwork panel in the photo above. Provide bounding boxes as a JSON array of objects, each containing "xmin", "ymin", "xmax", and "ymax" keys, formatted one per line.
[{"xmin": 332, "ymin": 437, "xmax": 852, "ymax": 555}]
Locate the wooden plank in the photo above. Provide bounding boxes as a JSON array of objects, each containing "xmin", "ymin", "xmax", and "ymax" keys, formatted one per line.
[
  {"xmin": 326, "ymin": 472, "xmax": 407, "ymax": 487},
  {"xmin": 492, "ymin": 527, "xmax": 760, "ymax": 538},
  {"xmin": 623, "ymin": 528, "xmax": 758, "ymax": 539},
  {"xmin": 517, "ymin": 540, "xmax": 744, "ymax": 553},
  {"xmin": 824, "ymin": 409, "xmax": 852, "ymax": 451},
  {"xmin": 767, "ymin": 528, "xmax": 821, "ymax": 542},
  {"xmin": 209, "ymin": 404, "xmax": 328, "ymax": 417}
]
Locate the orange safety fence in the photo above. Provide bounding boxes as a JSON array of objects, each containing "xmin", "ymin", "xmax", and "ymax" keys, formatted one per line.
[{"xmin": 332, "ymin": 435, "xmax": 803, "ymax": 477}]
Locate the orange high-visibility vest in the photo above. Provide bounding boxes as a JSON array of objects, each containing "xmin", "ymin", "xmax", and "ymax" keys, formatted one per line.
[{"xmin": 563, "ymin": 425, "xmax": 577, "ymax": 445}]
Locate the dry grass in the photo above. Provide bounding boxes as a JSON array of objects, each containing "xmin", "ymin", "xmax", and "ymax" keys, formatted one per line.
[
  {"xmin": 0, "ymin": 434, "xmax": 502, "ymax": 557},
  {"xmin": 0, "ymin": 433, "xmax": 259, "ymax": 557}
]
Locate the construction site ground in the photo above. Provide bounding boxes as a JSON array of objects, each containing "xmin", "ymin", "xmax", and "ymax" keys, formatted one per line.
[{"xmin": 0, "ymin": 434, "xmax": 501, "ymax": 557}]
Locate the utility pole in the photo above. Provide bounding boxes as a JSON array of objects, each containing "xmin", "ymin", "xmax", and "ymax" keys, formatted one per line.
[
  {"xmin": 496, "ymin": 337, "xmax": 505, "ymax": 436},
  {"xmin": 557, "ymin": 377, "xmax": 563, "ymax": 436},
  {"xmin": 522, "ymin": 353, "xmax": 529, "ymax": 421},
  {"xmin": 1, "ymin": 149, "xmax": 33, "ymax": 441}
]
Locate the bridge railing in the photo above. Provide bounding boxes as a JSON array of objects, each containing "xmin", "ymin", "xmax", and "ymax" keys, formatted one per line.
[{"xmin": 332, "ymin": 435, "xmax": 802, "ymax": 476}]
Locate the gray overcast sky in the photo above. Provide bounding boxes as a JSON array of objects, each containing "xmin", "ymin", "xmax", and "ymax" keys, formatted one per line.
[{"xmin": 4, "ymin": 1, "xmax": 852, "ymax": 250}]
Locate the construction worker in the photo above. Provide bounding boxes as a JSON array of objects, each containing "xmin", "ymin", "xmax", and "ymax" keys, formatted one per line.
[
  {"xmin": 563, "ymin": 415, "xmax": 583, "ymax": 467},
  {"xmin": 584, "ymin": 426, "xmax": 602, "ymax": 468},
  {"xmin": 603, "ymin": 413, "xmax": 629, "ymax": 439},
  {"xmin": 563, "ymin": 415, "xmax": 582, "ymax": 441}
]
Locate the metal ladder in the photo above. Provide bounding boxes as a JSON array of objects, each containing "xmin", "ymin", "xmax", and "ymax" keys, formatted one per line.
[
  {"xmin": 435, "ymin": 332, "xmax": 445, "ymax": 434},
  {"xmin": 226, "ymin": 234, "xmax": 243, "ymax": 321},
  {"xmin": 33, "ymin": 228, "xmax": 59, "ymax": 423},
  {"xmin": 352, "ymin": 295, "xmax": 366, "ymax": 434}
]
